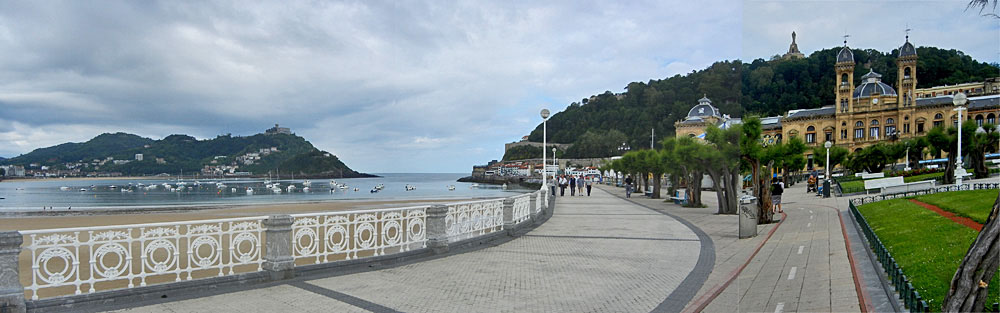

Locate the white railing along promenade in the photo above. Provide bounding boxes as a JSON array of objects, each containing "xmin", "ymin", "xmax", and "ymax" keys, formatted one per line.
[
  {"xmin": 444, "ymin": 198, "xmax": 505, "ymax": 242},
  {"xmin": 290, "ymin": 206, "xmax": 429, "ymax": 263},
  {"xmin": 20, "ymin": 216, "xmax": 267, "ymax": 300},
  {"xmin": 4, "ymin": 189, "xmax": 551, "ymax": 305}
]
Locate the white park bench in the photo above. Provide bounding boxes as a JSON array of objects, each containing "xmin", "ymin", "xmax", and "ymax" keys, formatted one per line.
[
  {"xmin": 863, "ymin": 176, "xmax": 904, "ymax": 194},
  {"xmin": 670, "ymin": 189, "xmax": 688, "ymax": 205},
  {"xmin": 857, "ymin": 172, "xmax": 885, "ymax": 179}
]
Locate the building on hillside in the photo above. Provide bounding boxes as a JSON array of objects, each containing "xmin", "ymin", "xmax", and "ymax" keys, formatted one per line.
[
  {"xmin": 677, "ymin": 33, "xmax": 1000, "ymax": 171},
  {"xmin": 265, "ymin": 123, "xmax": 291, "ymax": 135}
]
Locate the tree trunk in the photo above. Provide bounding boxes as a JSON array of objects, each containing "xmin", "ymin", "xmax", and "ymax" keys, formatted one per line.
[
  {"xmin": 943, "ymin": 191, "xmax": 1000, "ymax": 312},
  {"xmin": 652, "ymin": 172, "xmax": 662, "ymax": 199},
  {"xmin": 943, "ymin": 155, "xmax": 956, "ymax": 185},
  {"xmin": 757, "ymin": 162, "xmax": 774, "ymax": 224},
  {"xmin": 726, "ymin": 166, "xmax": 741, "ymax": 215},
  {"xmin": 707, "ymin": 169, "xmax": 726, "ymax": 214}
]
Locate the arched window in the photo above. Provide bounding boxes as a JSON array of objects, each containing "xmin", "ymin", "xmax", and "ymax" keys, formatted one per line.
[
  {"xmin": 886, "ymin": 118, "xmax": 894, "ymax": 125},
  {"xmin": 855, "ymin": 121, "xmax": 863, "ymax": 127},
  {"xmin": 934, "ymin": 113, "xmax": 943, "ymax": 120},
  {"xmin": 841, "ymin": 73, "xmax": 849, "ymax": 85},
  {"xmin": 904, "ymin": 67, "xmax": 911, "ymax": 78},
  {"xmin": 842, "ymin": 122, "xmax": 847, "ymax": 127},
  {"xmin": 989, "ymin": 113, "xmax": 996, "ymax": 125},
  {"xmin": 871, "ymin": 119, "xmax": 879, "ymax": 126},
  {"xmin": 807, "ymin": 126, "xmax": 815, "ymax": 131},
  {"xmin": 976, "ymin": 114, "xmax": 984, "ymax": 127},
  {"xmin": 904, "ymin": 115, "xmax": 909, "ymax": 121}
]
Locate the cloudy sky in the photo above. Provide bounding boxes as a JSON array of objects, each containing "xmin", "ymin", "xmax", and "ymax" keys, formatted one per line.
[{"xmin": 0, "ymin": 1, "xmax": 995, "ymax": 173}]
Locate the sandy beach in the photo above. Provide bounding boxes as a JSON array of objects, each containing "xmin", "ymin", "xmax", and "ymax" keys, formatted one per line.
[{"xmin": 0, "ymin": 198, "xmax": 467, "ymax": 231}]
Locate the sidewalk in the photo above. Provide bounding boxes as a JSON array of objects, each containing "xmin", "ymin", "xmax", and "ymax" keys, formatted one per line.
[
  {"xmin": 110, "ymin": 187, "xmax": 707, "ymax": 312},
  {"xmin": 598, "ymin": 183, "xmax": 864, "ymax": 312}
]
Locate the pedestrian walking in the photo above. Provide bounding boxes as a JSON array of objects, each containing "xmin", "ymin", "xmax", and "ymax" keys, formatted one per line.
[
  {"xmin": 569, "ymin": 175, "xmax": 576, "ymax": 196},
  {"xmin": 625, "ymin": 175, "xmax": 633, "ymax": 198},
  {"xmin": 770, "ymin": 178, "xmax": 784, "ymax": 214},
  {"xmin": 577, "ymin": 175, "xmax": 584, "ymax": 195},
  {"xmin": 585, "ymin": 175, "xmax": 593, "ymax": 196},
  {"xmin": 558, "ymin": 175, "xmax": 568, "ymax": 196}
]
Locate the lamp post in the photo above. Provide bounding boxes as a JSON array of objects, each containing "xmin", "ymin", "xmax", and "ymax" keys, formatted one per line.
[
  {"xmin": 953, "ymin": 92, "xmax": 967, "ymax": 186},
  {"xmin": 551, "ymin": 147, "xmax": 558, "ymax": 196},
  {"xmin": 540, "ymin": 109, "xmax": 549, "ymax": 190},
  {"xmin": 824, "ymin": 141, "xmax": 832, "ymax": 198}
]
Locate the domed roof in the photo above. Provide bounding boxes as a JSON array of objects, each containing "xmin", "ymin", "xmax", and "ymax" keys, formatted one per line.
[
  {"xmin": 899, "ymin": 39, "xmax": 916, "ymax": 57},
  {"xmin": 853, "ymin": 69, "xmax": 897, "ymax": 98},
  {"xmin": 837, "ymin": 46, "xmax": 854, "ymax": 63},
  {"xmin": 686, "ymin": 96, "xmax": 721, "ymax": 119}
]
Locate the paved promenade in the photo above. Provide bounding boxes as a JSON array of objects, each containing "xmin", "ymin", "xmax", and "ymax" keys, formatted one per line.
[
  {"xmin": 111, "ymin": 187, "xmax": 708, "ymax": 312},
  {"xmin": 599, "ymin": 183, "xmax": 863, "ymax": 312}
]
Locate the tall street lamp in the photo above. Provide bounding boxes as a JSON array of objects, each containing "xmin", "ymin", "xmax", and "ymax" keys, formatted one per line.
[
  {"xmin": 953, "ymin": 92, "xmax": 967, "ymax": 186},
  {"xmin": 540, "ymin": 109, "xmax": 549, "ymax": 190},
  {"xmin": 823, "ymin": 141, "xmax": 832, "ymax": 198}
]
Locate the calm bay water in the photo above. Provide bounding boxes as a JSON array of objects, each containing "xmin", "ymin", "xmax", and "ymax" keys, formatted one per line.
[{"xmin": 0, "ymin": 173, "xmax": 524, "ymax": 211}]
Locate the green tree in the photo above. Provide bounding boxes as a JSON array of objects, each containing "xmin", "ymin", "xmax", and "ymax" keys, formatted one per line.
[
  {"xmin": 810, "ymin": 145, "xmax": 849, "ymax": 171},
  {"xmin": 967, "ymin": 123, "xmax": 999, "ymax": 178},
  {"xmin": 740, "ymin": 116, "xmax": 775, "ymax": 223}
]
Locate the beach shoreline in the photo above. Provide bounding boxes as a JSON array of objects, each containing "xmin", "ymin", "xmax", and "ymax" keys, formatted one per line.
[{"xmin": 0, "ymin": 197, "xmax": 475, "ymax": 232}]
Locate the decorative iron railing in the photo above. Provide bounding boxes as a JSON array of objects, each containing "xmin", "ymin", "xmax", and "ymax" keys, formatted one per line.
[
  {"xmin": 849, "ymin": 183, "xmax": 998, "ymax": 206},
  {"xmin": 290, "ymin": 206, "xmax": 428, "ymax": 263},
  {"xmin": 512, "ymin": 194, "xmax": 532, "ymax": 224},
  {"xmin": 849, "ymin": 201, "xmax": 929, "ymax": 312},
  {"xmin": 9, "ymin": 189, "xmax": 550, "ymax": 304},
  {"xmin": 20, "ymin": 216, "xmax": 266, "ymax": 300},
  {"xmin": 445, "ymin": 198, "xmax": 504, "ymax": 242}
]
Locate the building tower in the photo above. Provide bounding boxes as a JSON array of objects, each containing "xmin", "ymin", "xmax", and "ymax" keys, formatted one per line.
[
  {"xmin": 835, "ymin": 37, "xmax": 855, "ymax": 145},
  {"xmin": 897, "ymin": 32, "xmax": 918, "ymax": 108}
]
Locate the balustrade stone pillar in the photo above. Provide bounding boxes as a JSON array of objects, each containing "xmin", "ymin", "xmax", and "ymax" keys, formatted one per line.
[
  {"xmin": 0, "ymin": 231, "xmax": 25, "ymax": 313},
  {"xmin": 262, "ymin": 215, "xmax": 295, "ymax": 281},
  {"xmin": 425, "ymin": 205, "xmax": 449, "ymax": 254},
  {"xmin": 502, "ymin": 198, "xmax": 516, "ymax": 236}
]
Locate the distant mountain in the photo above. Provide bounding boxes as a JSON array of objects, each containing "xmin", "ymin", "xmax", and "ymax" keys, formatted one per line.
[{"xmin": 1, "ymin": 132, "xmax": 373, "ymax": 178}]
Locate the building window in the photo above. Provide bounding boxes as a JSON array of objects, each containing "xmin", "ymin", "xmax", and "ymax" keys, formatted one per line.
[
  {"xmin": 989, "ymin": 113, "xmax": 996, "ymax": 125},
  {"xmin": 855, "ymin": 121, "xmax": 864, "ymax": 128},
  {"xmin": 886, "ymin": 126, "xmax": 896, "ymax": 137},
  {"xmin": 933, "ymin": 121, "xmax": 943, "ymax": 128},
  {"xmin": 917, "ymin": 123, "xmax": 925, "ymax": 133},
  {"xmin": 806, "ymin": 133, "xmax": 816, "ymax": 143},
  {"xmin": 871, "ymin": 119, "xmax": 879, "ymax": 126},
  {"xmin": 976, "ymin": 115, "xmax": 984, "ymax": 127},
  {"xmin": 841, "ymin": 129, "xmax": 848, "ymax": 139},
  {"xmin": 855, "ymin": 128, "xmax": 864, "ymax": 139},
  {"xmin": 886, "ymin": 118, "xmax": 894, "ymax": 125},
  {"xmin": 903, "ymin": 123, "xmax": 910, "ymax": 133},
  {"xmin": 934, "ymin": 113, "xmax": 943, "ymax": 120},
  {"xmin": 825, "ymin": 132, "xmax": 833, "ymax": 142},
  {"xmin": 870, "ymin": 127, "xmax": 880, "ymax": 139}
]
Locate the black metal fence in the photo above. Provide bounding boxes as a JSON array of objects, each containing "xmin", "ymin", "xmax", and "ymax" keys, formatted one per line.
[
  {"xmin": 850, "ymin": 201, "xmax": 930, "ymax": 312},
  {"xmin": 849, "ymin": 182, "xmax": 1000, "ymax": 312}
]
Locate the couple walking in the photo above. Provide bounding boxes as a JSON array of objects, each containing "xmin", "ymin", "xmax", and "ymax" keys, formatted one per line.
[{"xmin": 557, "ymin": 174, "xmax": 592, "ymax": 196}]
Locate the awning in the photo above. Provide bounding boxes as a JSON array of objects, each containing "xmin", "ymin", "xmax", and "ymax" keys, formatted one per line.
[{"xmin": 918, "ymin": 158, "xmax": 948, "ymax": 164}]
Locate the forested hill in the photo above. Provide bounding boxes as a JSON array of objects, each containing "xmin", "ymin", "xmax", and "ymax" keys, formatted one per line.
[
  {"xmin": 1, "ymin": 132, "xmax": 372, "ymax": 178},
  {"xmin": 526, "ymin": 46, "xmax": 998, "ymax": 151}
]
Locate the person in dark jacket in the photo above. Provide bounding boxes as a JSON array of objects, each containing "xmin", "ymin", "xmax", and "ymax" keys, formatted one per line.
[
  {"xmin": 624, "ymin": 175, "xmax": 633, "ymax": 198},
  {"xmin": 569, "ymin": 176, "xmax": 576, "ymax": 196},
  {"xmin": 770, "ymin": 179, "xmax": 784, "ymax": 213}
]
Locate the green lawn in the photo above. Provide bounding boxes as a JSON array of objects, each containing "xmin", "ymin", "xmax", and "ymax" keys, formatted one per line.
[
  {"xmin": 915, "ymin": 189, "xmax": 999, "ymax": 224},
  {"xmin": 857, "ymin": 198, "xmax": 1000, "ymax": 311},
  {"xmin": 902, "ymin": 172, "xmax": 944, "ymax": 183}
]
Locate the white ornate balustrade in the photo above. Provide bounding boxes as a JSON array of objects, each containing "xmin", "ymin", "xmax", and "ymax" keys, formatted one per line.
[
  {"xmin": 6, "ymin": 189, "xmax": 550, "ymax": 304},
  {"xmin": 20, "ymin": 217, "xmax": 266, "ymax": 300},
  {"xmin": 290, "ymin": 206, "xmax": 428, "ymax": 263},
  {"xmin": 445, "ymin": 198, "xmax": 504, "ymax": 242}
]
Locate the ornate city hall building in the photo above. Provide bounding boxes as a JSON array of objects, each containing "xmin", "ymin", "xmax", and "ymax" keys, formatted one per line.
[{"xmin": 676, "ymin": 34, "xmax": 1000, "ymax": 170}]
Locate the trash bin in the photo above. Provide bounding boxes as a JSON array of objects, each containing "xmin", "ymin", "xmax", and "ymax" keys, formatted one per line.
[
  {"xmin": 739, "ymin": 194, "xmax": 758, "ymax": 239},
  {"xmin": 822, "ymin": 180, "xmax": 831, "ymax": 198}
]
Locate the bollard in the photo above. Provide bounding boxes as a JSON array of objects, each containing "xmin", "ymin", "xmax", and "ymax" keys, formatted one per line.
[
  {"xmin": 262, "ymin": 215, "xmax": 295, "ymax": 281},
  {"xmin": 0, "ymin": 231, "xmax": 26, "ymax": 313},
  {"xmin": 425, "ymin": 205, "xmax": 449, "ymax": 254}
]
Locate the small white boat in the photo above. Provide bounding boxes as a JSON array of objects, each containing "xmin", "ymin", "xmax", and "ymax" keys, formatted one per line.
[
  {"xmin": 502, "ymin": 183, "xmax": 508, "ymax": 190},
  {"xmin": 272, "ymin": 187, "xmax": 282, "ymax": 194},
  {"xmin": 246, "ymin": 188, "xmax": 254, "ymax": 195},
  {"xmin": 303, "ymin": 180, "xmax": 312, "ymax": 187},
  {"xmin": 109, "ymin": 185, "xmax": 117, "ymax": 189},
  {"xmin": 405, "ymin": 184, "xmax": 416, "ymax": 191},
  {"xmin": 470, "ymin": 183, "xmax": 479, "ymax": 188},
  {"xmin": 303, "ymin": 187, "xmax": 310, "ymax": 192},
  {"xmin": 447, "ymin": 185, "xmax": 456, "ymax": 191},
  {"xmin": 231, "ymin": 188, "xmax": 237, "ymax": 193},
  {"xmin": 287, "ymin": 185, "xmax": 296, "ymax": 192},
  {"xmin": 354, "ymin": 188, "xmax": 359, "ymax": 192},
  {"xmin": 79, "ymin": 188, "xmax": 87, "ymax": 192},
  {"xmin": 60, "ymin": 186, "xmax": 71, "ymax": 191}
]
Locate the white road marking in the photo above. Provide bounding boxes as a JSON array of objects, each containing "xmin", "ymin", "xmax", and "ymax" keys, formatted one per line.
[
  {"xmin": 774, "ymin": 302, "xmax": 785, "ymax": 313},
  {"xmin": 798, "ymin": 208, "xmax": 804, "ymax": 210},
  {"xmin": 809, "ymin": 210, "xmax": 813, "ymax": 214},
  {"xmin": 807, "ymin": 222, "xmax": 812, "ymax": 228},
  {"xmin": 788, "ymin": 267, "xmax": 797, "ymax": 280},
  {"xmin": 810, "ymin": 215, "xmax": 814, "ymax": 220},
  {"xmin": 798, "ymin": 245, "xmax": 804, "ymax": 254}
]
